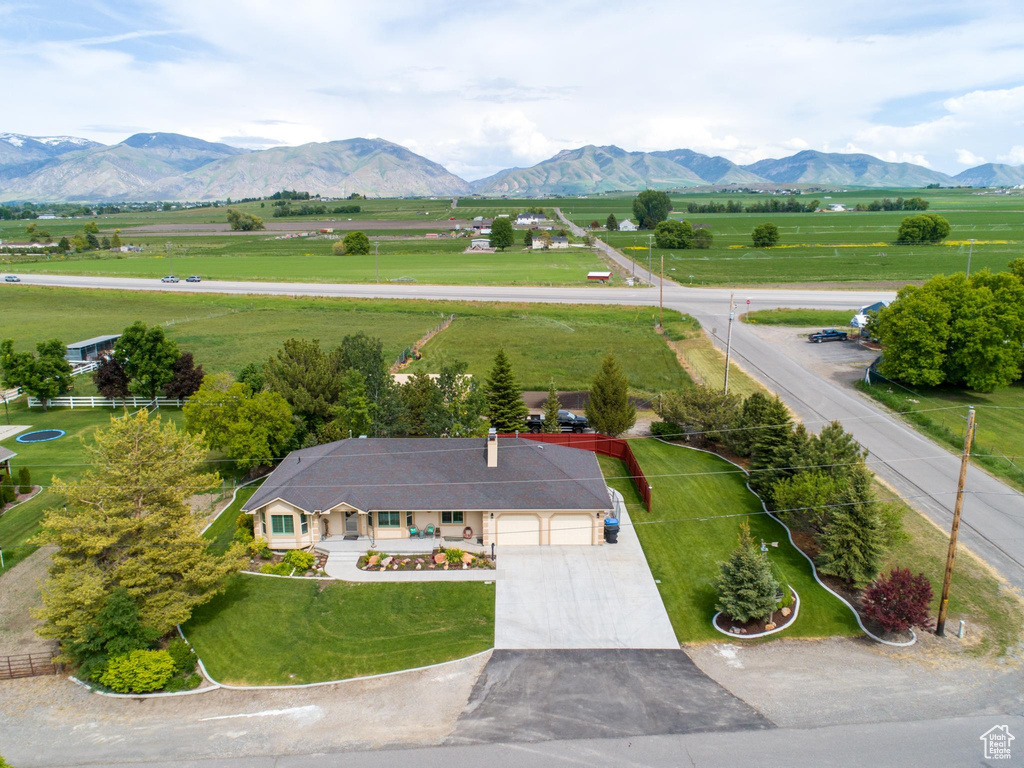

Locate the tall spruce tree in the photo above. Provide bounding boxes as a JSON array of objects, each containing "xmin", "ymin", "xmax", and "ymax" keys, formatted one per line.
[
  {"xmin": 715, "ymin": 521, "xmax": 780, "ymax": 623},
  {"xmin": 747, "ymin": 396, "xmax": 799, "ymax": 504},
  {"xmin": 816, "ymin": 503, "xmax": 884, "ymax": 587},
  {"xmin": 485, "ymin": 348, "xmax": 528, "ymax": 432},
  {"xmin": 586, "ymin": 353, "xmax": 636, "ymax": 437},
  {"xmin": 541, "ymin": 382, "xmax": 562, "ymax": 433}
]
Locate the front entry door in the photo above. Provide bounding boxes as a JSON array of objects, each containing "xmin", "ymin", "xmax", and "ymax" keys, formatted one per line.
[{"xmin": 345, "ymin": 511, "xmax": 359, "ymax": 536}]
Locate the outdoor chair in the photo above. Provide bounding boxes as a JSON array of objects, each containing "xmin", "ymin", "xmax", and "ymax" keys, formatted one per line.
[
  {"xmin": 424, "ymin": 524, "xmax": 436, "ymax": 539},
  {"xmin": 408, "ymin": 525, "xmax": 419, "ymax": 538}
]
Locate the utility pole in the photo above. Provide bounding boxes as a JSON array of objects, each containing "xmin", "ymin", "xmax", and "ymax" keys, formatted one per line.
[
  {"xmin": 659, "ymin": 253, "xmax": 664, "ymax": 327},
  {"xmin": 966, "ymin": 238, "xmax": 975, "ymax": 278},
  {"xmin": 936, "ymin": 406, "xmax": 976, "ymax": 636},
  {"xmin": 374, "ymin": 241, "xmax": 380, "ymax": 283},
  {"xmin": 723, "ymin": 293, "xmax": 736, "ymax": 394}
]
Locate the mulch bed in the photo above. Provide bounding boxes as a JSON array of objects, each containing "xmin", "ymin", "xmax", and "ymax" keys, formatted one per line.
[
  {"xmin": 0, "ymin": 485, "xmax": 42, "ymax": 515},
  {"xmin": 715, "ymin": 589, "xmax": 797, "ymax": 636},
  {"xmin": 818, "ymin": 572, "xmax": 914, "ymax": 643}
]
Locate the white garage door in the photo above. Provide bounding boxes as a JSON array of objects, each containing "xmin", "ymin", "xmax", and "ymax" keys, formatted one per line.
[
  {"xmin": 495, "ymin": 514, "xmax": 540, "ymax": 546},
  {"xmin": 549, "ymin": 514, "xmax": 594, "ymax": 546}
]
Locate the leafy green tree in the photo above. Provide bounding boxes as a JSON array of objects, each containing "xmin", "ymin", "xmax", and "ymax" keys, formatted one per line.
[
  {"xmin": 57, "ymin": 236, "xmax": 70, "ymax": 252},
  {"xmin": 237, "ymin": 362, "xmax": 265, "ymax": 393},
  {"xmin": 63, "ymin": 587, "xmax": 159, "ymax": 681},
  {"xmin": 437, "ymin": 360, "xmax": 487, "ymax": 437},
  {"xmin": 692, "ymin": 227, "xmax": 713, "ymax": 249},
  {"xmin": 653, "ymin": 219, "xmax": 694, "ymax": 249},
  {"xmin": 523, "ymin": 229, "xmax": 533, "ymax": 247},
  {"xmin": 110, "ymin": 230, "xmax": 122, "ymax": 250},
  {"xmin": 184, "ymin": 373, "xmax": 295, "ymax": 470},
  {"xmin": 319, "ymin": 368, "xmax": 375, "ymax": 440},
  {"xmin": 895, "ymin": 213, "xmax": 950, "ymax": 244},
  {"xmin": 874, "ymin": 285, "xmax": 950, "ymax": 386},
  {"xmin": 35, "ymin": 411, "xmax": 244, "ymax": 650},
  {"xmin": 92, "ymin": 355, "xmax": 130, "ymax": 398},
  {"xmin": 946, "ymin": 271, "xmax": 1024, "ymax": 391},
  {"xmin": 489, "ymin": 217, "xmax": 514, "ymax": 250},
  {"xmin": 401, "ymin": 371, "xmax": 447, "ymax": 436},
  {"xmin": 1009, "ymin": 257, "xmax": 1024, "ymax": 281},
  {"xmin": 816, "ymin": 502, "xmax": 884, "ymax": 587},
  {"xmin": 83, "ymin": 220, "xmax": 99, "ymax": 234},
  {"xmin": 335, "ymin": 333, "xmax": 405, "ymax": 437},
  {"xmin": 586, "ymin": 353, "xmax": 636, "ymax": 436},
  {"xmin": 114, "ymin": 321, "xmax": 180, "ymax": 399},
  {"xmin": 751, "ymin": 223, "xmax": 780, "ymax": 247},
  {"xmin": 657, "ymin": 385, "xmax": 739, "ymax": 447},
  {"xmin": 632, "ymin": 190, "xmax": 672, "ymax": 229},
  {"xmin": 485, "ymin": 348, "xmax": 528, "ymax": 432},
  {"xmin": 715, "ymin": 521, "xmax": 780, "ymax": 623},
  {"xmin": 771, "ymin": 470, "xmax": 847, "ymax": 533},
  {"xmin": 163, "ymin": 351, "xmax": 205, "ymax": 399},
  {"xmin": 70, "ymin": 234, "xmax": 87, "ymax": 251},
  {"xmin": 264, "ymin": 338, "xmax": 344, "ymax": 434},
  {"xmin": 342, "ymin": 231, "xmax": 371, "ymax": 255},
  {"xmin": 331, "ymin": 239, "xmax": 346, "ymax": 256},
  {"xmin": 0, "ymin": 338, "xmax": 73, "ymax": 409},
  {"xmin": 541, "ymin": 382, "xmax": 562, "ymax": 433},
  {"xmin": 606, "ymin": 213, "xmax": 618, "ymax": 231},
  {"xmin": 225, "ymin": 209, "xmax": 265, "ymax": 231}
]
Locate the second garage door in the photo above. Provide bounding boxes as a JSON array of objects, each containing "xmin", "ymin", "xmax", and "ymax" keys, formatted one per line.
[
  {"xmin": 549, "ymin": 514, "xmax": 594, "ymax": 546},
  {"xmin": 496, "ymin": 514, "xmax": 540, "ymax": 546}
]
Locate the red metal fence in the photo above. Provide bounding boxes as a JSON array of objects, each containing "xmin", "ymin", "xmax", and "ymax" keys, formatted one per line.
[
  {"xmin": 501, "ymin": 432, "xmax": 651, "ymax": 511},
  {"xmin": 0, "ymin": 651, "xmax": 61, "ymax": 680}
]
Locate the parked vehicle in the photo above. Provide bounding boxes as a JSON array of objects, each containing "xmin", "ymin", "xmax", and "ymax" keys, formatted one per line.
[
  {"xmin": 160, "ymin": 275, "xmax": 180, "ymax": 283},
  {"xmin": 185, "ymin": 275, "xmax": 202, "ymax": 283},
  {"xmin": 526, "ymin": 409, "xmax": 590, "ymax": 433},
  {"xmin": 808, "ymin": 329, "xmax": 848, "ymax": 343},
  {"xmin": 3, "ymin": 275, "xmax": 20, "ymax": 282}
]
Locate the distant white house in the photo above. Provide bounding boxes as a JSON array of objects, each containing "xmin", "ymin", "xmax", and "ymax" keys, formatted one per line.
[
  {"xmin": 549, "ymin": 236, "xmax": 569, "ymax": 249},
  {"xmin": 479, "ymin": 226, "xmax": 492, "ymax": 235},
  {"xmin": 618, "ymin": 219, "xmax": 638, "ymax": 231},
  {"xmin": 470, "ymin": 238, "xmax": 491, "ymax": 249},
  {"xmin": 850, "ymin": 301, "xmax": 888, "ymax": 331},
  {"xmin": 516, "ymin": 212, "xmax": 545, "ymax": 226},
  {"xmin": 828, "ymin": 203, "xmax": 847, "ymax": 212}
]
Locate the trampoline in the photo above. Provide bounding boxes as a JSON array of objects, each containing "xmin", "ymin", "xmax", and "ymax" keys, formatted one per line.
[{"xmin": 16, "ymin": 429, "xmax": 65, "ymax": 443}]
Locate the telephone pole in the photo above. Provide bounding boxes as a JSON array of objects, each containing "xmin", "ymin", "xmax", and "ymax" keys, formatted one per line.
[
  {"xmin": 936, "ymin": 406, "xmax": 976, "ymax": 636},
  {"xmin": 658, "ymin": 253, "xmax": 664, "ymax": 327},
  {"xmin": 723, "ymin": 293, "xmax": 736, "ymax": 394},
  {"xmin": 966, "ymin": 238, "xmax": 975, "ymax": 278}
]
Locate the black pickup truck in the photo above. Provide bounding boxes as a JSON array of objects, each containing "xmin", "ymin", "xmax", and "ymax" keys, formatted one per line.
[
  {"xmin": 526, "ymin": 409, "xmax": 590, "ymax": 433},
  {"xmin": 808, "ymin": 328, "xmax": 848, "ymax": 343}
]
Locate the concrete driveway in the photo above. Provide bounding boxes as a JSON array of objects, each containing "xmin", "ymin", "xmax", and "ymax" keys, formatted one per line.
[{"xmin": 494, "ymin": 494, "xmax": 678, "ymax": 649}]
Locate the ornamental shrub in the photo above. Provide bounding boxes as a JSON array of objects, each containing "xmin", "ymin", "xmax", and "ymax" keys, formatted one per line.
[
  {"xmin": 444, "ymin": 548, "xmax": 466, "ymax": 565},
  {"xmin": 17, "ymin": 467, "xmax": 31, "ymax": 495},
  {"xmin": 861, "ymin": 568, "xmax": 934, "ymax": 633},
  {"xmin": 714, "ymin": 521, "xmax": 780, "ymax": 623},
  {"xmin": 233, "ymin": 525, "xmax": 254, "ymax": 545},
  {"xmin": 99, "ymin": 649, "xmax": 176, "ymax": 693},
  {"xmin": 649, "ymin": 421, "xmax": 679, "ymax": 438},
  {"xmin": 164, "ymin": 673, "xmax": 202, "ymax": 692},
  {"xmin": 260, "ymin": 561, "xmax": 293, "ymax": 575},
  {"xmin": 236, "ymin": 512, "xmax": 254, "ymax": 533},
  {"xmin": 167, "ymin": 638, "xmax": 196, "ymax": 674},
  {"xmin": 283, "ymin": 550, "xmax": 315, "ymax": 572}
]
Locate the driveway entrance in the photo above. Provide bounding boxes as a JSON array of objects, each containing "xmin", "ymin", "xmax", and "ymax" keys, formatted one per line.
[{"xmin": 494, "ymin": 492, "xmax": 677, "ymax": 649}]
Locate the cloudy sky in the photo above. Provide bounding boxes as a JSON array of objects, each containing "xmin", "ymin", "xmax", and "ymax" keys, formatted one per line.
[{"xmin": 3, "ymin": 0, "xmax": 1024, "ymax": 179}]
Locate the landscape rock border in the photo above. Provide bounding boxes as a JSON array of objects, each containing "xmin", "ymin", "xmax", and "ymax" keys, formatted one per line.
[{"xmin": 712, "ymin": 586, "xmax": 800, "ymax": 639}]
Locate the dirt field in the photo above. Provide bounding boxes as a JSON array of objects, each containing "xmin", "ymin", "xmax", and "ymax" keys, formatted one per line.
[
  {"xmin": 121, "ymin": 219, "xmax": 467, "ymax": 235},
  {"xmin": 0, "ymin": 545, "xmax": 55, "ymax": 655}
]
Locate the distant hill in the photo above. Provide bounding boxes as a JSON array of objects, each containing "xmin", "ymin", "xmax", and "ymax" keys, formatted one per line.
[
  {"xmin": 649, "ymin": 148, "xmax": 767, "ymax": 185},
  {"xmin": 144, "ymin": 138, "xmax": 471, "ymax": 200},
  {"xmin": 741, "ymin": 150, "xmax": 954, "ymax": 188},
  {"xmin": 952, "ymin": 163, "xmax": 1024, "ymax": 187},
  {"xmin": 0, "ymin": 133, "xmax": 104, "ymax": 179}
]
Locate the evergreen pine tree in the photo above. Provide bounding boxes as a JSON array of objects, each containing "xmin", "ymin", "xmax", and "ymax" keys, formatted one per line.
[
  {"xmin": 541, "ymin": 382, "xmax": 562, "ymax": 433},
  {"xmin": 715, "ymin": 521, "xmax": 780, "ymax": 623},
  {"xmin": 747, "ymin": 396, "xmax": 798, "ymax": 503},
  {"xmin": 17, "ymin": 466, "xmax": 31, "ymax": 495},
  {"xmin": 485, "ymin": 348, "xmax": 528, "ymax": 432},
  {"xmin": 585, "ymin": 353, "xmax": 636, "ymax": 437},
  {"xmin": 816, "ymin": 503, "xmax": 884, "ymax": 587},
  {"xmin": 606, "ymin": 213, "xmax": 618, "ymax": 231}
]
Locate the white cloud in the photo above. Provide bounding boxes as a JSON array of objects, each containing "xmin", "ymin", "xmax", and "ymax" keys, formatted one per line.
[
  {"xmin": 997, "ymin": 146, "xmax": 1024, "ymax": 165},
  {"xmin": 956, "ymin": 148, "xmax": 986, "ymax": 166}
]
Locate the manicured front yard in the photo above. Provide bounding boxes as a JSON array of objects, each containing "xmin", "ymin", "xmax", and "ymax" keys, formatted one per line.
[
  {"xmin": 183, "ymin": 574, "xmax": 494, "ymax": 684},
  {"xmin": 599, "ymin": 441, "xmax": 861, "ymax": 642}
]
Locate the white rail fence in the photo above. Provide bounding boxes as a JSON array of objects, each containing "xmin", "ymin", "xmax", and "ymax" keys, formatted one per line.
[
  {"xmin": 1, "ymin": 362, "xmax": 97, "ymax": 405},
  {"xmin": 28, "ymin": 396, "xmax": 187, "ymax": 409}
]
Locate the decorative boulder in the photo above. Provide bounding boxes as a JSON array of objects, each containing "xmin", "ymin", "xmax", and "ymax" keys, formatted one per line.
[
  {"xmin": 433, "ymin": 552, "xmax": 446, "ymax": 564},
  {"xmin": 381, "ymin": 556, "xmax": 393, "ymax": 567},
  {"xmin": 461, "ymin": 552, "xmax": 474, "ymax": 564},
  {"xmin": 443, "ymin": 563, "xmax": 449, "ymax": 570},
  {"xmin": 462, "ymin": 563, "xmax": 468, "ymax": 570},
  {"xmin": 781, "ymin": 607, "xmax": 791, "ymax": 618},
  {"xmin": 415, "ymin": 563, "xmax": 422, "ymax": 570},
  {"xmin": 764, "ymin": 622, "xmax": 776, "ymax": 631},
  {"xmin": 367, "ymin": 555, "xmax": 379, "ymax": 566}
]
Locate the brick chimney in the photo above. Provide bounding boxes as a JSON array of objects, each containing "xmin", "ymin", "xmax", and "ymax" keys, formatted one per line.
[{"xmin": 487, "ymin": 428, "xmax": 498, "ymax": 468}]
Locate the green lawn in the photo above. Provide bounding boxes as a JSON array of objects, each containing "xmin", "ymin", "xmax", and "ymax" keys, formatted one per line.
[
  {"xmin": 600, "ymin": 442, "xmax": 861, "ymax": 642},
  {"xmin": 0, "ymin": 402, "xmax": 186, "ymax": 573},
  {"xmin": 859, "ymin": 379, "xmax": 1024, "ymax": 492},
  {"xmin": 7, "ymin": 237, "xmax": 609, "ymax": 287},
  {"xmin": 743, "ymin": 308, "xmax": 858, "ymax": 327},
  {"xmin": 202, "ymin": 481, "xmax": 263, "ymax": 555},
  {"xmin": 183, "ymin": 574, "xmax": 494, "ymax": 684},
  {"xmin": 3, "ymin": 287, "xmax": 691, "ymax": 393}
]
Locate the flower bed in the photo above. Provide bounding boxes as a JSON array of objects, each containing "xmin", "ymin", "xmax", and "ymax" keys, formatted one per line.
[
  {"xmin": 713, "ymin": 586, "xmax": 799, "ymax": 637},
  {"xmin": 358, "ymin": 549, "xmax": 495, "ymax": 572},
  {"xmin": 250, "ymin": 548, "xmax": 329, "ymax": 577}
]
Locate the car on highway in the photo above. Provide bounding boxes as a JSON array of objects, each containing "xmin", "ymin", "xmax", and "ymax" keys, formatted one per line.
[
  {"xmin": 3, "ymin": 275, "xmax": 20, "ymax": 282},
  {"xmin": 808, "ymin": 328, "xmax": 849, "ymax": 343},
  {"xmin": 185, "ymin": 275, "xmax": 202, "ymax": 283},
  {"xmin": 160, "ymin": 275, "xmax": 180, "ymax": 283}
]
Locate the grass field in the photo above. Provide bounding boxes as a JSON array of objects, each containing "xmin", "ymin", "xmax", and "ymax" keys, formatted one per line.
[
  {"xmin": 859, "ymin": 378, "xmax": 1024, "ymax": 492},
  {"xmin": 183, "ymin": 574, "xmax": 494, "ymax": 684},
  {"xmin": 202, "ymin": 481, "xmax": 263, "ymax": 555},
  {"xmin": 6, "ymin": 237, "xmax": 609, "ymax": 287},
  {"xmin": 599, "ymin": 443, "xmax": 861, "ymax": 642},
  {"xmin": 2, "ymin": 287, "xmax": 691, "ymax": 394},
  {"xmin": 743, "ymin": 308, "xmax": 858, "ymax": 326}
]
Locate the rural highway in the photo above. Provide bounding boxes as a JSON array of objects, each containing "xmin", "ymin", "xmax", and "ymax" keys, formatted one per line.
[{"xmin": 4, "ymin": 270, "xmax": 1024, "ymax": 590}]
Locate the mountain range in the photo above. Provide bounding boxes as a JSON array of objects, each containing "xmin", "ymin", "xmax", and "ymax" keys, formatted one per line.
[{"xmin": 0, "ymin": 132, "xmax": 1018, "ymax": 201}]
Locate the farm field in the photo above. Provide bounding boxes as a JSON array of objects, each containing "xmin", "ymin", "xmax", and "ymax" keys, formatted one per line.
[
  {"xmin": 1, "ymin": 285, "xmax": 692, "ymax": 392},
  {"xmin": 184, "ymin": 575, "xmax": 494, "ymax": 685},
  {"xmin": 5, "ymin": 237, "xmax": 606, "ymax": 287},
  {"xmin": 743, "ymin": 308, "xmax": 858, "ymax": 326}
]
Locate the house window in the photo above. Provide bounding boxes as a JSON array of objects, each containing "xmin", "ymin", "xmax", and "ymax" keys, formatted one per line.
[
  {"xmin": 406, "ymin": 511, "xmax": 413, "ymax": 527},
  {"xmin": 300, "ymin": 514, "xmax": 308, "ymax": 535},
  {"xmin": 256, "ymin": 510, "xmax": 265, "ymax": 534},
  {"xmin": 442, "ymin": 511, "xmax": 464, "ymax": 525},
  {"xmin": 378, "ymin": 511, "xmax": 401, "ymax": 528},
  {"xmin": 271, "ymin": 515, "xmax": 294, "ymax": 535}
]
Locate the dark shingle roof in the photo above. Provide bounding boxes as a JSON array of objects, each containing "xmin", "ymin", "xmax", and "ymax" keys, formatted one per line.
[{"xmin": 244, "ymin": 437, "xmax": 612, "ymax": 513}]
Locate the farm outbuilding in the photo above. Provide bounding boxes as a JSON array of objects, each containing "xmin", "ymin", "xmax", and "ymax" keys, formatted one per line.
[{"xmin": 64, "ymin": 334, "xmax": 120, "ymax": 362}]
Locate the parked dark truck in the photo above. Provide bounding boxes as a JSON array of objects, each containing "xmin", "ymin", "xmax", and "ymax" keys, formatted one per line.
[
  {"xmin": 526, "ymin": 409, "xmax": 589, "ymax": 433},
  {"xmin": 808, "ymin": 328, "xmax": 848, "ymax": 343}
]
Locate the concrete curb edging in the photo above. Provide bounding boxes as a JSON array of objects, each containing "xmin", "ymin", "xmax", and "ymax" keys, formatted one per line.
[
  {"xmin": 199, "ymin": 476, "xmax": 265, "ymax": 535},
  {"xmin": 655, "ymin": 439, "xmax": 917, "ymax": 648},
  {"xmin": 240, "ymin": 569, "xmax": 335, "ymax": 580},
  {"xmin": 0, "ymin": 485, "xmax": 44, "ymax": 519},
  {"xmin": 712, "ymin": 586, "xmax": 800, "ymax": 639}
]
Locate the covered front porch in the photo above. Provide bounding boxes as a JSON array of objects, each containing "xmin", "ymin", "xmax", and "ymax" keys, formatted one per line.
[{"xmin": 316, "ymin": 536, "xmax": 487, "ymax": 555}]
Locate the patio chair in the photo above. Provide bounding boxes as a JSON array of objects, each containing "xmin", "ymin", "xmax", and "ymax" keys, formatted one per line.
[
  {"xmin": 408, "ymin": 525, "xmax": 419, "ymax": 538},
  {"xmin": 424, "ymin": 524, "xmax": 436, "ymax": 539}
]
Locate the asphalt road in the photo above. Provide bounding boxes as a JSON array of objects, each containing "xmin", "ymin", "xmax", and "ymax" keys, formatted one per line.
[{"xmin": 4, "ymin": 270, "xmax": 1023, "ymax": 590}]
